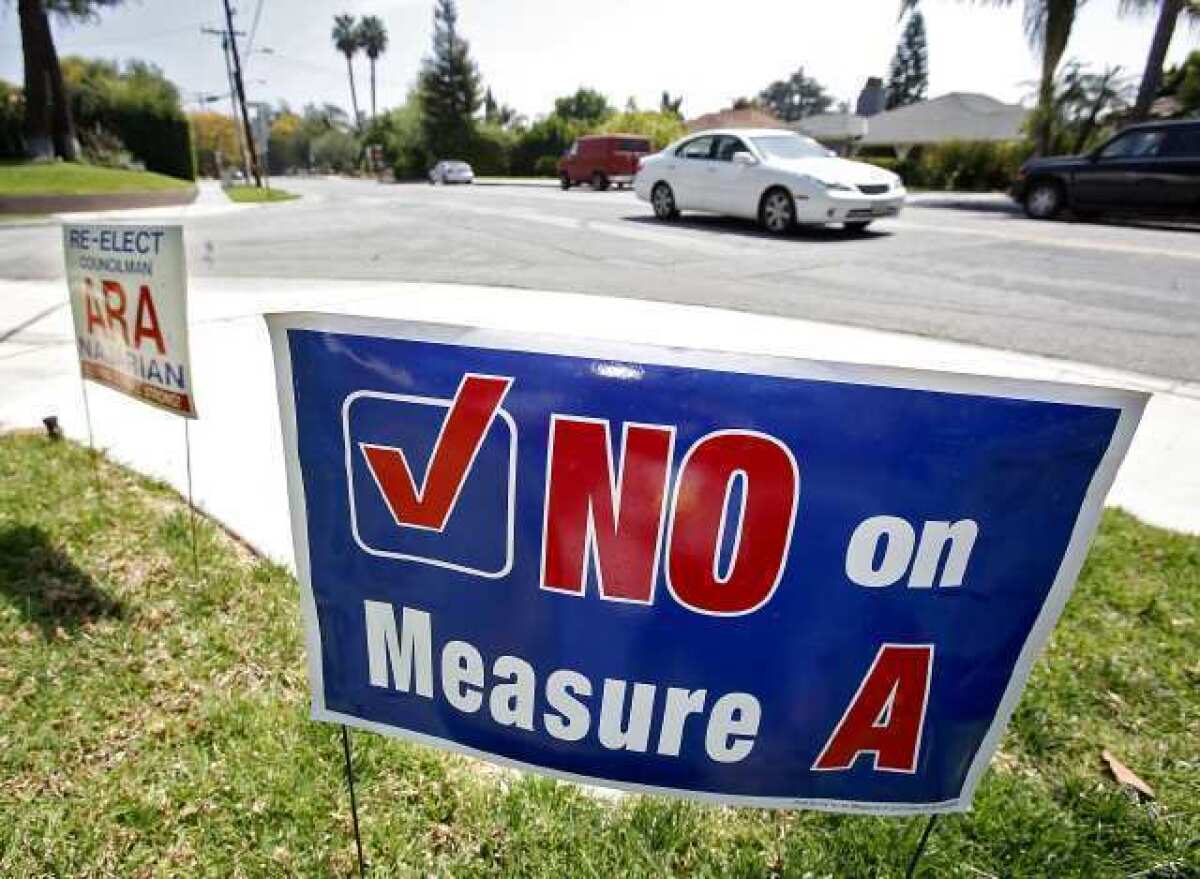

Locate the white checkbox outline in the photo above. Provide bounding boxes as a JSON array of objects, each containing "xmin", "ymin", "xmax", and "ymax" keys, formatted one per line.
[{"xmin": 341, "ymin": 388, "xmax": 517, "ymax": 579}]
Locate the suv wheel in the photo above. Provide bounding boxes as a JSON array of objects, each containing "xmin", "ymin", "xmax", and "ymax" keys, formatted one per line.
[
  {"xmin": 1024, "ymin": 181, "xmax": 1063, "ymax": 220},
  {"xmin": 560, "ymin": 173, "xmax": 571, "ymax": 190},
  {"xmin": 651, "ymin": 182, "xmax": 678, "ymax": 220},
  {"xmin": 759, "ymin": 188, "xmax": 795, "ymax": 234},
  {"xmin": 592, "ymin": 171, "xmax": 609, "ymax": 191}
]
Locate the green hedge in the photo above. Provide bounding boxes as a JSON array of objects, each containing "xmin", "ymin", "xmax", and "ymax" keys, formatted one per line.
[
  {"xmin": 101, "ymin": 110, "xmax": 196, "ymax": 181},
  {"xmin": 859, "ymin": 140, "xmax": 1032, "ymax": 192},
  {"xmin": 0, "ymin": 80, "xmax": 24, "ymax": 158}
]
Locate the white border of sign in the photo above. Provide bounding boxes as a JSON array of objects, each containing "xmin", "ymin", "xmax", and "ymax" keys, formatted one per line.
[{"xmin": 267, "ymin": 311, "xmax": 1146, "ymax": 815}]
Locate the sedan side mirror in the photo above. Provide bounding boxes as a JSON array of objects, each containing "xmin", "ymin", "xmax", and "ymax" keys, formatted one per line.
[{"xmin": 732, "ymin": 151, "xmax": 758, "ymax": 167}]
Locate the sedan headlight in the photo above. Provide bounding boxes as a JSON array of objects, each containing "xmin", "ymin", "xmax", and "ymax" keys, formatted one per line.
[{"xmin": 795, "ymin": 174, "xmax": 854, "ymax": 192}]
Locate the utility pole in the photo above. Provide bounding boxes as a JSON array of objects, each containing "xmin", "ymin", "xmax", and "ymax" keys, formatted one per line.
[
  {"xmin": 202, "ymin": 26, "xmax": 250, "ymax": 183},
  {"xmin": 222, "ymin": 0, "xmax": 263, "ymax": 188}
]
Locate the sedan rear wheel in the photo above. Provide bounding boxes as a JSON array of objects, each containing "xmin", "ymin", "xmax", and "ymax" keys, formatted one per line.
[
  {"xmin": 1024, "ymin": 181, "xmax": 1063, "ymax": 220},
  {"xmin": 560, "ymin": 172, "xmax": 571, "ymax": 190},
  {"xmin": 651, "ymin": 182, "xmax": 678, "ymax": 220},
  {"xmin": 759, "ymin": 188, "xmax": 795, "ymax": 235}
]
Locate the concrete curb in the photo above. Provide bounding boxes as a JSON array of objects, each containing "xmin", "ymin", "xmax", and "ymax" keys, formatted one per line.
[{"xmin": 0, "ymin": 186, "xmax": 198, "ymax": 215}]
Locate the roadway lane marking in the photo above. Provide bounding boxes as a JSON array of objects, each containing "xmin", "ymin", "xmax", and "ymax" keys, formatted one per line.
[
  {"xmin": 430, "ymin": 201, "xmax": 760, "ymax": 257},
  {"xmin": 892, "ymin": 218, "xmax": 1200, "ymax": 262}
]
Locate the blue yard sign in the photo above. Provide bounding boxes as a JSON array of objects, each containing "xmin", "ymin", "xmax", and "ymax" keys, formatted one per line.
[{"xmin": 268, "ymin": 312, "xmax": 1144, "ymax": 814}]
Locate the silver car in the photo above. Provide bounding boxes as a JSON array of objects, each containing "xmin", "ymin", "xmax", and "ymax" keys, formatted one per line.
[{"xmin": 429, "ymin": 160, "xmax": 475, "ymax": 185}]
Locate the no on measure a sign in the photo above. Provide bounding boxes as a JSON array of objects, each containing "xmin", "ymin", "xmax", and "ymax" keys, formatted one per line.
[{"xmin": 269, "ymin": 312, "xmax": 1144, "ymax": 814}]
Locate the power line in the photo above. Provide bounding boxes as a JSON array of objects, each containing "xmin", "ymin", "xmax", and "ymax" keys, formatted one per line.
[{"xmin": 245, "ymin": 0, "xmax": 266, "ymax": 58}]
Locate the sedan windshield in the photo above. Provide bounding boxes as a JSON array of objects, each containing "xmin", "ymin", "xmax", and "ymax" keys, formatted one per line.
[{"xmin": 750, "ymin": 134, "xmax": 830, "ymax": 160}]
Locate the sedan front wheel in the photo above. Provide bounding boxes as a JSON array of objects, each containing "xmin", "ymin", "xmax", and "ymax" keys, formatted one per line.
[
  {"xmin": 651, "ymin": 182, "xmax": 678, "ymax": 220},
  {"xmin": 759, "ymin": 188, "xmax": 795, "ymax": 235}
]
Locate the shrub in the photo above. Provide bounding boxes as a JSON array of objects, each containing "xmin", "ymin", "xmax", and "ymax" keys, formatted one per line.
[
  {"xmin": 860, "ymin": 141, "xmax": 1032, "ymax": 191},
  {"xmin": 310, "ymin": 129, "xmax": 360, "ymax": 173},
  {"xmin": 532, "ymin": 155, "xmax": 559, "ymax": 177},
  {"xmin": 0, "ymin": 79, "xmax": 24, "ymax": 158},
  {"xmin": 595, "ymin": 110, "xmax": 687, "ymax": 150},
  {"xmin": 463, "ymin": 123, "xmax": 515, "ymax": 176},
  {"xmin": 859, "ymin": 156, "xmax": 900, "ymax": 174},
  {"xmin": 62, "ymin": 57, "xmax": 196, "ymax": 180}
]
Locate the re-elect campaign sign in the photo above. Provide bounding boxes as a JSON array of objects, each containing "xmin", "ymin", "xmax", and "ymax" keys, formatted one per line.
[
  {"xmin": 63, "ymin": 223, "xmax": 196, "ymax": 417},
  {"xmin": 270, "ymin": 313, "xmax": 1144, "ymax": 814}
]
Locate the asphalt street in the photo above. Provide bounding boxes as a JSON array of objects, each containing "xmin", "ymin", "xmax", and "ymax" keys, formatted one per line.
[{"xmin": 2, "ymin": 175, "xmax": 1198, "ymax": 382}]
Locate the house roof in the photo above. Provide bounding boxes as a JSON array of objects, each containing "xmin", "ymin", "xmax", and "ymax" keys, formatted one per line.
[
  {"xmin": 685, "ymin": 107, "xmax": 788, "ymax": 132},
  {"xmin": 859, "ymin": 92, "xmax": 1028, "ymax": 146}
]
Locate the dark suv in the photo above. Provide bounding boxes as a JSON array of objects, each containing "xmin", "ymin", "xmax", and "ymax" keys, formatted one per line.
[{"xmin": 1011, "ymin": 119, "xmax": 1200, "ymax": 220}]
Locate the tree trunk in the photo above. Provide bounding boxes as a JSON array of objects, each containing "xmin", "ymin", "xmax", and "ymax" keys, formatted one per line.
[
  {"xmin": 41, "ymin": 9, "xmax": 78, "ymax": 161},
  {"xmin": 1131, "ymin": 0, "xmax": 1183, "ymax": 122},
  {"xmin": 346, "ymin": 56, "xmax": 361, "ymax": 129},
  {"xmin": 1034, "ymin": 0, "xmax": 1077, "ymax": 156},
  {"xmin": 18, "ymin": 0, "xmax": 53, "ymax": 160},
  {"xmin": 370, "ymin": 60, "xmax": 377, "ymax": 120}
]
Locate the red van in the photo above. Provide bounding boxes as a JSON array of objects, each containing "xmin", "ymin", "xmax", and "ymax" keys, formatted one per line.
[{"xmin": 557, "ymin": 134, "xmax": 652, "ymax": 190}]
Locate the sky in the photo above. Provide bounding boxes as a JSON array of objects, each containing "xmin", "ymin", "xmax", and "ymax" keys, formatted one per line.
[{"xmin": 1, "ymin": 0, "xmax": 1197, "ymax": 121}]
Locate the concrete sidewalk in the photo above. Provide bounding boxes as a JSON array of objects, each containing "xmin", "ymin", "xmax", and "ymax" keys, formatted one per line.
[{"xmin": 1, "ymin": 277, "xmax": 1196, "ymax": 571}]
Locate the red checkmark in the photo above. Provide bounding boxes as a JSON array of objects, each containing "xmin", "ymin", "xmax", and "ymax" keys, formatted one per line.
[{"xmin": 361, "ymin": 374, "xmax": 513, "ymax": 531}]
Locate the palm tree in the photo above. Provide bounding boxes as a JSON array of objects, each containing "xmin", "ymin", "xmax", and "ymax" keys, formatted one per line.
[
  {"xmin": 331, "ymin": 13, "xmax": 362, "ymax": 127},
  {"xmin": 903, "ymin": 0, "xmax": 1083, "ymax": 155},
  {"xmin": 1120, "ymin": 0, "xmax": 1200, "ymax": 121},
  {"xmin": 356, "ymin": 16, "xmax": 389, "ymax": 120}
]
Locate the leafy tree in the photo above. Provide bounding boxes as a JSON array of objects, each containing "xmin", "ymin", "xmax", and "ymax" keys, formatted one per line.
[
  {"xmin": 886, "ymin": 7, "xmax": 929, "ymax": 109},
  {"xmin": 660, "ymin": 91, "xmax": 684, "ymax": 117},
  {"xmin": 311, "ymin": 128, "xmax": 359, "ymax": 172},
  {"xmin": 483, "ymin": 87, "xmax": 523, "ymax": 129},
  {"xmin": 552, "ymin": 87, "xmax": 612, "ymax": 125},
  {"xmin": 331, "ymin": 13, "xmax": 362, "ymax": 128},
  {"xmin": 357, "ymin": 15, "xmax": 388, "ymax": 120},
  {"xmin": 0, "ymin": 78, "xmax": 25, "ymax": 156},
  {"xmin": 1051, "ymin": 61, "xmax": 1135, "ymax": 152},
  {"xmin": 1160, "ymin": 49, "xmax": 1200, "ymax": 115},
  {"xmin": 758, "ymin": 68, "xmax": 833, "ymax": 121},
  {"xmin": 59, "ymin": 56, "xmax": 194, "ymax": 178},
  {"xmin": 597, "ymin": 110, "xmax": 687, "ymax": 150},
  {"xmin": 417, "ymin": 0, "xmax": 482, "ymax": 159},
  {"xmin": 189, "ymin": 110, "xmax": 239, "ymax": 176},
  {"xmin": 14, "ymin": 0, "xmax": 123, "ymax": 160},
  {"xmin": 906, "ymin": 0, "xmax": 1083, "ymax": 155},
  {"xmin": 1119, "ymin": 0, "xmax": 1200, "ymax": 121}
]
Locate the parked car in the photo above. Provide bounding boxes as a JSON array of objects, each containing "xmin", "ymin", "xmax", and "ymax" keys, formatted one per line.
[
  {"xmin": 1011, "ymin": 119, "xmax": 1200, "ymax": 220},
  {"xmin": 429, "ymin": 160, "xmax": 475, "ymax": 184},
  {"xmin": 634, "ymin": 129, "xmax": 905, "ymax": 234},
  {"xmin": 558, "ymin": 134, "xmax": 652, "ymax": 190}
]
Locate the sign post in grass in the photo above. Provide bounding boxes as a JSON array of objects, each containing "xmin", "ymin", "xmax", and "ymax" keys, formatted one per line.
[
  {"xmin": 63, "ymin": 222, "xmax": 201, "ymax": 575},
  {"xmin": 269, "ymin": 313, "xmax": 1145, "ymax": 865}
]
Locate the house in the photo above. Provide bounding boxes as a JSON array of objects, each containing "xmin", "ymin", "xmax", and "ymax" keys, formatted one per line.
[
  {"xmin": 793, "ymin": 92, "xmax": 1029, "ymax": 157},
  {"xmin": 685, "ymin": 107, "xmax": 787, "ymax": 132},
  {"xmin": 860, "ymin": 92, "xmax": 1028, "ymax": 156}
]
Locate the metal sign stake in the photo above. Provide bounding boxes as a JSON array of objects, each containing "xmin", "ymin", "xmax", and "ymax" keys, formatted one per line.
[
  {"xmin": 341, "ymin": 725, "xmax": 367, "ymax": 877},
  {"xmin": 183, "ymin": 419, "xmax": 200, "ymax": 579},
  {"xmin": 79, "ymin": 378, "xmax": 103, "ymax": 503},
  {"xmin": 905, "ymin": 813, "xmax": 939, "ymax": 878}
]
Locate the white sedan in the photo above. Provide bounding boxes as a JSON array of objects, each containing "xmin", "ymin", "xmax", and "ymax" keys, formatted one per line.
[
  {"xmin": 634, "ymin": 129, "xmax": 905, "ymax": 234},
  {"xmin": 429, "ymin": 160, "xmax": 475, "ymax": 184}
]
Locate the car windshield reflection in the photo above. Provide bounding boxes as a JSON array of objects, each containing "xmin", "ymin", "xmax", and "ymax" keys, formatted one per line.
[{"xmin": 750, "ymin": 135, "xmax": 830, "ymax": 160}]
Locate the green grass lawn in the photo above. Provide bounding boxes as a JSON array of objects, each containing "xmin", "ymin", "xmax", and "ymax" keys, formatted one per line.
[
  {"xmin": 0, "ymin": 161, "xmax": 192, "ymax": 196},
  {"xmin": 0, "ymin": 433, "xmax": 1196, "ymax": 877},
  {"xmin": 224, "ymin": 184, "xmax": 298, "ymax": 203}
]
